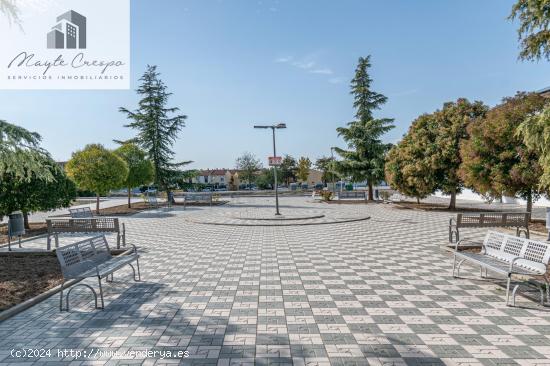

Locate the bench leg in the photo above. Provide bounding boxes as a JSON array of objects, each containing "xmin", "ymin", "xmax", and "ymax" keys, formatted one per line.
[
  {"xmin": 129, "ymin": 258, "xmax": 141, "ymax": 281},
  {"xmin": 506, "ymin": 275, "xmax": 512, "ymax": 306},
  {"xmin": 449, "ymin": 228, "xmax": 459, "ymax": 243},
  {"xmin": 64, "ymin": 283, "xmax": 99, "ymax": 311},
  {"xmin": 454, "ymin": 259, "xmax": 465, "ymax": 278},
  {"xmin": 544, "ymin": 277, "xmax": 550, "ymax": 305},
  {"xmin": 511, "ymin": 283, "xmax": 520, "ymax": 307},
  {"xmin": 97, "ymin": 277, "xmax": 105, "ymax": 310},
  {"xmin": 59, "ymin": 281, "xmax": 64, "ymax": 311}
]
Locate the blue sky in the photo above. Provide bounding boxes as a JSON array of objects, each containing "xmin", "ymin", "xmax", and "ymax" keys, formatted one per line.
[{"xmin": 1, "ymin": 0, "xmax": 550, "ymax": 169}]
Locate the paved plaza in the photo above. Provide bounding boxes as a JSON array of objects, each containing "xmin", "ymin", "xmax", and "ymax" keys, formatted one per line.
[{"xmin": 1, "ymin": 196, "xmax": 550, "ymax": 365}]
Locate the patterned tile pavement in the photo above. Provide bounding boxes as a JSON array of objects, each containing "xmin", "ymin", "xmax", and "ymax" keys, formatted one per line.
[{"xmin": 1, "ymin": 196, "xmax": 549, "ymax": 365}]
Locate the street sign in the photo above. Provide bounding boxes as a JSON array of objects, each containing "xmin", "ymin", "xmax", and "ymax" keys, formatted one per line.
[{"xmin": 268, "ymin": 156, "xmax": 282, "ymax": 166}]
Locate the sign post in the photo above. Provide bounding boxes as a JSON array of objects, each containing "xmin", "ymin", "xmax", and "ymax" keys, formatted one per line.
[{"xmin": 254, "ymin": 123, "xmax": 286, "ymax": 215}]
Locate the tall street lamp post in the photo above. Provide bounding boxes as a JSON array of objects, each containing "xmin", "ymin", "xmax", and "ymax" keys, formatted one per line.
[
  {"xmin": 330, "ymin": 147, "xmax": 337, "ymax": 195},
  {"xmin": 254, "ymin": 123, "xmax": 286, "ymax": 215}
]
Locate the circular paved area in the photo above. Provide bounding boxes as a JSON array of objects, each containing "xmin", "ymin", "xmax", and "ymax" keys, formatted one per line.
[
  {"xmin": 1, "ymin": 196, "xmax": 550, "ymax": 365},
  {"xmin": 185, "ymin": 207, "xmax": 370, "ymax": 226}
]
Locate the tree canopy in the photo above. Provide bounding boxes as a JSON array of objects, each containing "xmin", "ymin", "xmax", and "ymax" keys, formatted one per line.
[
  {"xmin": 385, "ymin": 114, "xmax": 439, "ymax": 202},
  {"xmin": 119, "ymin": 65, "xmax": 189, "ymax": 193},
  {"xmin": 235, "ymin": 152, "xmax": 262, "ymax": 185},
  {"xmin": 66, "ymin": 144, "xmax": 128, "ymax": 213},
  {"xmin": 0, "ymin": 156, "xmax": 76, "ymax": 228},
  {"xmin": 296, "ymin": 157, "xmax": 312, "ymax": 183},
  {"xmin": 461, "ymin": 92, "xmax": 547, "ymax": 212},
  {"xmin": 509, "ymin": 0, "xmax": 550, "ymax": 61},
  {"xmin": 0, "ymin": 120, "xmax": 53, "ymax": 182},
  {"xmin": 114, "ymin": 143, "xmax": 154, "ymax": 207},
  {"xmin": 429, "ymin": 99, "xmax": 488, "ymax": 208},
  {"xmin": 334, "ymin": 56, "xmax": 394, "ymax": 200},
  {"xmin": 517, "ymin": 102, "xmax": 550, "ymax": 190},
  {"xmin": 280, "ymin": 155, "xmax": 297, "ymax": 185}
]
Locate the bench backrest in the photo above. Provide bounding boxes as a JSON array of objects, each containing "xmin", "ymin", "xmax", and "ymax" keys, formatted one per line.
[
  {"xmin": 47, "ymin": 218, "xmax": 120, "ymax": 234},
  {"xmin": 69, "ymin": 207, "xmax": 93, "ymax": 218},
  {"xmin": 338, "ymin": 191, "xmax": 365, "ymax": 198},
  {"xmin": 56, "ymin": 235, "xmax": 112, "ymax": 279},
  {"xmin": 457, "ymin": 212, "xmax": 529, "ymax": 228},
  {"xmin": 185, "ymin": 193, "xmax": 212, "ymax": 201},
  {"xmin": 483, "ymin": 231, "xmax": 550, "ymax": 274}
]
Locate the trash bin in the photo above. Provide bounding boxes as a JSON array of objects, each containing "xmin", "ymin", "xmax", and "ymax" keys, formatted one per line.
[{"xmin": 7, "ymin": 211, "xmax": 25, "ymax": 251}]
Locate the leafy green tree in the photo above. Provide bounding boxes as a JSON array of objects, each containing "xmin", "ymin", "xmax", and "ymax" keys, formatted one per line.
[
  {"xmin": 430, "ymin": 99, "xmax": 488, "ymax": 209},
  {"xmin": 315, "ymin": 156, "xmax": 337, "ymax": 186},
  {"xmin": 334, "ymin": 56, "xmax": 394, "ymax": 200},
  {"xmin": 296, "ymin": 157, "xmax": 311, "ymax": 183},
  {"xmin": 385, "ymin": 114, "xmax": 439, "ymax": 203},
  {"xmin": 114, "ymin": 143, "xmax": 154, "ymax": 208},
  {"xmin": 462, "ymin": 92, "xmax": 546, "ymax": 213},
  {"xmin": 517, "ymin": 103, "xmax": 550, "ymax": 189},
  {"xmin": 119, "ymin": 65, "xmax": 189, "ymax": 198},
  {"xmin": 235, "ymin": 152, "xmax": 262, "ymax": 185},
  {"xmin": 65, "ymin": 144, "xmax": 128, "ymax": 213},
  {"xmin": 0, "ymin": 120, "xmax": 53, "ymax": 182},
  {"xmin": 509, "ymin": 0, "xmax": 550, "ymax": 61},
  {"xmin": 280, "ymin": 155, "xmax": 297, "ymax": 185},
  {"xmin": 256, "ymin": 168, "xmax": 282, "ymax": 190},
  {"xmin": 0, "ymin": 157, "xmax": 76, "ymax": 228}
]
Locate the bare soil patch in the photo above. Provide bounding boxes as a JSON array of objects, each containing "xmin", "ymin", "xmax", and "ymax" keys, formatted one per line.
[
  {"xmin": 0, "ymin": 223, "xmax": 48, "ymax": 245},
  {"xmin": 393, "ymin": 201, "xmax": 497, "ymax": 212},
  {"xmin": 0, "ymin": 252, "xmax": 62, "ymax": 311}
]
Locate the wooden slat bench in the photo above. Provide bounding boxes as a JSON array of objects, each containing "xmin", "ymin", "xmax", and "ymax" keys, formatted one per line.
[
  {"xmin": 56, "ymin": 235, "xmax": 140, "ymax": 311},
  {"xmin": 449, "ymin": 212, "xmax": 530, "ymax": 243},
  {"xmin": 452, "ymin": 231, "xmax": 550, "ymax": 306},
  {"xmin": 46, "ymin": 218, "xmax": 126, "ymax": 250}
]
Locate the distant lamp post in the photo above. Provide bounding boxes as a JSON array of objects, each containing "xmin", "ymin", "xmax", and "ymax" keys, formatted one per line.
[
  {"xmin": 254, "ymin": 123, "xmax": 286, "ymax": 215},
  {"xmin": 330, "ymin": 147, "xmax": 337, "ymax": 195}
]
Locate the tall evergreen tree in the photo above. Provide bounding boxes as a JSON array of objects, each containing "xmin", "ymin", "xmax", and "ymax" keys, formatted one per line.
[
  {"xmin": 334, "ymin": 56, "xmax": 394, "ymax": 200},
  {"xmin": 119, "ymin": 65, "xmax": 189, "ymax": 198}
]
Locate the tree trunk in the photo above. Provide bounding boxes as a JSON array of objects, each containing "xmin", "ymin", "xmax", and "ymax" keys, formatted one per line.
[
  {"xmin": 416, "ymin": 197, "xmax": 420, "ymax": 204},
  {"xmin": 449, "ymin": 190, "xmax": 457, "ymax": 210},
  {"xmin": 127, "ymin": 187, "xmax": 132, "ymax": 208},
  {"xmin": 23, "ymin": 211, "xmax": 30, "ymax": 230},
  {"xmin": 526, "ymin": 190, "xmax": 533, "ymax": 216},
  {"xmin": 96, "ymin": 193, "xmax": 100, "ymax": 214},
  {"xmin": 367, "ymin": 181, "xmax": 374, "ymax": 201}
]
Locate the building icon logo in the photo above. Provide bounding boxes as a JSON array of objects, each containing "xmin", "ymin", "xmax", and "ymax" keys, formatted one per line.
[{"xmin": 47, "ymin": 10, "xmax": 86, "ymax": 49}]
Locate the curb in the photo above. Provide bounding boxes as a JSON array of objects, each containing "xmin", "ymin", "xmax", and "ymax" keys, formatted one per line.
[
  {"xmin": 185, "ymin": 216, "xmax": 371, "ymax": 227},
  {"xmin": 0, "ymin": 278, "xmax": 81, "ymax": 322}
]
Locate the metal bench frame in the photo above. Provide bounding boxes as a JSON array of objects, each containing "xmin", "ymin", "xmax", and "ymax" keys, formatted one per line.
[
  {"xmin": 183, "ymin": 193, "xmax": 213, "ymax": 209},
  {"xmin": 337, "ymin": 191, "xmax": 366, "ymax": 200},
  {"xmin": 145, "ymin": 194, "xmax": 159, "ymax": 208},
  {"xmin": 449, "ymin": 212, "xmax": 530, "ymax": 243},
  {"xmin": 69, "ymin": 207, "xmax": 93, "ymax": 218},
  {"xmin": 56, "ymin": 235, "xmax": 140, "ymax": 311},
  {"xmin": 452, "ymin": 231, "xmax": 550, "ymax": 306},
  {"xmin": 46, "ymin": 218, "xmax": 126, "ymax": 250}
]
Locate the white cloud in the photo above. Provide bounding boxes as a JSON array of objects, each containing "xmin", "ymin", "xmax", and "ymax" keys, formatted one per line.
[
  {"xmin": 310, "ymin": 68, "xmax": 333, "ymax": 75},
  {"xmin": 275, "ymin": 53, "xmax": 342, "ymax": 83},
  {"xmin": 275, "ymin": 56, "xmax": 293, "ymax": 63}
]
